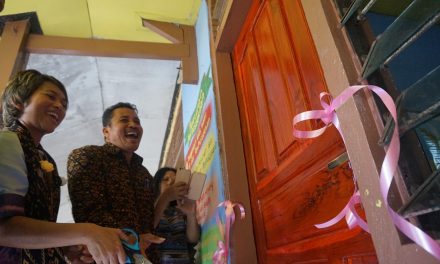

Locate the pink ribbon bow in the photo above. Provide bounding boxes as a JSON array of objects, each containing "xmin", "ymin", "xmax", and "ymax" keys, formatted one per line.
[
  {"xmin": 292, "ymin": 85, "xmax": 440, "ymax": 260},
  {"xmin": 213, "ymin": 201, "xmax": 245, "ymax": 264},
  {"xmin": 293, "ymin": 90, "xmax": 368, "ymax": 232}
]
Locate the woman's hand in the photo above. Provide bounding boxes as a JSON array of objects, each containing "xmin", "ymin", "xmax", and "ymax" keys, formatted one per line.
[
  {"xmin": 154, "ymin": 182, "xmax": 189, "ymax": 228},
  {"xmin": 177, "ymin": 198, "xmax": 200, "ymax": 243},
  {"xmin": 81, "ymin": 224, "xmax": 128, "ymax": 264},
  {"xmin": 176, "ymin": 198, "xmax": 196, "ymax": 216},
  {"xmin": 163, "ymin": 182, "xmax": 188, "ymax": 202}
]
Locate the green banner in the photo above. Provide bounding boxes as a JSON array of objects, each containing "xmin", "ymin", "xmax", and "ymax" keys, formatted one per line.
[{"xmin": 184, "ymin": 66, "xmax": 212, "ymax": 145}]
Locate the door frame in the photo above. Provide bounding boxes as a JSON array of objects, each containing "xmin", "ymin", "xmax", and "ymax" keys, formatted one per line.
[
  {"xmin": 0, "ymin": 19, "xmax": 199, "ymax": 94},
  {"xmin": 300, "ymin": 0, "xmax": 439, "ymax": 263}
]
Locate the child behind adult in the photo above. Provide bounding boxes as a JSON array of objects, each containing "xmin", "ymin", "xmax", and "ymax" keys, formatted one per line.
[
  {"xmin": 153, "ymin": 167, "xmax": 200, "ymax": 264},
  {"xmin": 0, "ymin": 69, "xmax": 127, "ymax": 264}
]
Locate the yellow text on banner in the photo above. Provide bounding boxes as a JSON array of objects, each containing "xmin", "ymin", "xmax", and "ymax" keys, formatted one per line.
[{"xmin": 193, "ymin": 133, "xmax": 215, "ymax": 174}]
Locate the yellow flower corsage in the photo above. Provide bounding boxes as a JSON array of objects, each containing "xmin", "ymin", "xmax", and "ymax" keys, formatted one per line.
[{"xmin": 40, "ymin": 160, "xmax": 54, "ymax": 173}]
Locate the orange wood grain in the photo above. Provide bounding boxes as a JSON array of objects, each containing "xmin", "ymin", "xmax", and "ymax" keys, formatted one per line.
[{"xmin": 232, "ymin": 0, "xmax": 378, "ymax": 263}]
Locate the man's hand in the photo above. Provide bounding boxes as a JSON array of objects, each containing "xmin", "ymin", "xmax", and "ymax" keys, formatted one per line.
[
  {"xmin": 63, "ymin": 245, "xmax": 93, "ymax": 264},
  {"xmin": 139, "ymin": 233, "xmax": 165, "ymax": 258}
]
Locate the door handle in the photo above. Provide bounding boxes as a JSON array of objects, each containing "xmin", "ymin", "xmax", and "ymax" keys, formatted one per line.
[{"xmin": 327, "ymin": 152, "xmax": 349, "ymax": 170}]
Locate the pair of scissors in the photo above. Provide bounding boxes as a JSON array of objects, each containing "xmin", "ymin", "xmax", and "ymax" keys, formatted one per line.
[{"xmin": 121, "ymin": 228, "xmax": 150, "ymax": 264}]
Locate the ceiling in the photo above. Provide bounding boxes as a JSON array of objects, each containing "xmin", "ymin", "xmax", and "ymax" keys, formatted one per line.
[
  {"xmin": 1, "ymin": 0, "xmax": 201, "ymax": 42},
  {"xmin": 1, "ymin": 1, "xmax": 201, "ymax": 222}
]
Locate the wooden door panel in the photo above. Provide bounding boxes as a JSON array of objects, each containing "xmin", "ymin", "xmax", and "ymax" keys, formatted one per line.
[
  {"xmin": 241, "ymin": 37, "xmax": 277, "ymax": 178},
  {"xmin": 261, "ymin": 162, "xmax": 356, "ymax": 248},
  {"xmin": 266, "ymin": 233, "xmax": 376, "ymax": 263},
  {"xmin": 253, "ymin": 2, "xmax": 303, "ymax": 158},
  {"xmin": 279, "ymin": 0, "xmax": 328, "ymax": 111},
  {"xmin": 232, "ymin": 0, "xmax": 378, "ymax": 263},
  {"xmin": 256, "ymin": 125, "xmax": 343, "ymax": 196}
]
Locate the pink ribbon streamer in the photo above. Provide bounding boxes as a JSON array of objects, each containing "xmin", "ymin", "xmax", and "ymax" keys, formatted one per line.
[
  {"xmin": 294, "ymin": 90, "xmax": 368, "ymax": 232},
  {"xmin": 292, "ymin": 85, "xmax": 440, "ymax": 260},
  {"xmin": 213, "ymin": 201, "xmax": 245, "ymax": 264},
  {"xmin": 315, "ymin": 190, "xmax": 369, "ymax": 232}
]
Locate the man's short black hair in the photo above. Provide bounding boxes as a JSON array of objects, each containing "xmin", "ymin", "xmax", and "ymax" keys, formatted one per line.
[{"xmin": 102, "ymin": 102, "xmax": 138, "ymax": 127}]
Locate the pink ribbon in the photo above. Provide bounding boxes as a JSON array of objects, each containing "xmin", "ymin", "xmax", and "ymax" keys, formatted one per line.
[
  {"xmin": 315, "ymin": 190, "xmax": 369, "ymax": 232},
  {"xmin": 213, "ymin": 201, "xmax": 245, "ymax": 264},
  {"xmin": 292, "ymin": 85, "xmax": 440, "ymax": 260},
  {"xmin": 294, "ymin": 90, "xmax": 368, "ymax": 232}
]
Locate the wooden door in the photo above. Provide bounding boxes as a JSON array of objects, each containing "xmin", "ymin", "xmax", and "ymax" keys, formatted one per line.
[{"xmin": 232, "ymin": 0, "xmax": 377, "ymax": 263}]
